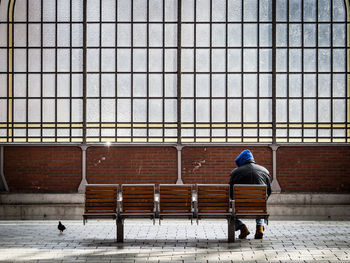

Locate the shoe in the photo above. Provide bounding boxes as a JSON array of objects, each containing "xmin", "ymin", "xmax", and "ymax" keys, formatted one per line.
[
  {"xmin": 254, "ymin": 225, "xmax": 264, "ymax": 239},
  {"xmin": 238, "ymin": 224, "xmax": 250, "ymax": 239}
]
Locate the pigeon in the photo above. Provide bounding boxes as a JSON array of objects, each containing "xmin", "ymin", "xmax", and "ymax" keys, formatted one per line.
[{"xmin": 58, "ymin": 221, "xmax": 66, "ymax": 234}]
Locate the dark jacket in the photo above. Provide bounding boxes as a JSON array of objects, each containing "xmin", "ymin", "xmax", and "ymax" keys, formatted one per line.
[{"xmin": 229, "ymin": 160, "xmax": 272, "ymax": 199}]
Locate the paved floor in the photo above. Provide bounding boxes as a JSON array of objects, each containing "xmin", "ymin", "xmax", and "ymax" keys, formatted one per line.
[{"xmin": 0, "ymin": 219, "xmax": 349, "ymax": 263}]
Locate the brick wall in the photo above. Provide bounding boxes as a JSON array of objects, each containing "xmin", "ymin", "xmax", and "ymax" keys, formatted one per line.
[
  {"xmin": 181, "ymin": 146, "xmax": 273, "ymax": 184},
  {"xmin": 3, "ymin": 146, "xmax": 350, "ymax": 193},
  {"xmin": 277, "ymin": 146, "xmax": 350, "ymax": 192},
  {"xmin": 4, "ymin": 147, "xmax": 81, "ymax": 192},
  {"xmin": 86, "ymin": 147, "xmax": 177, "ymax": 184}
]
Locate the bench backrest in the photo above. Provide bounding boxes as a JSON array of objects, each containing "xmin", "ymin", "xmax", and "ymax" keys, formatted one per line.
[
  {"xmin": 197, "ymin": 184, "xmax": 230, "ymax": 214},
  {"xmin": 233, "ymin": 184, "xmax": 267, "ymax": 215},
  {"xmin": 159, "ymin": 184, "xmax": 193, "ymax": 214},
  {"xmin": 121, "ymin": 184, "xmax": 155, "ymax": 214},
  {"xmin": 85, "ymin": 184, "xmax": 118, "ymax": 214}
]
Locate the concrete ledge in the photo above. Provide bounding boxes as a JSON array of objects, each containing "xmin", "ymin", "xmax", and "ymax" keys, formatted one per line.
[{"xmin": 1, "ymin": 193, "xmax": 349, "ymax": 220}]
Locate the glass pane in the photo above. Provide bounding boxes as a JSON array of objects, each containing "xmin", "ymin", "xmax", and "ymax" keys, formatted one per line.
[
  {"xmin": 87, "ymin": 0, "xmax": 100, "ymax": 21},
  {"xmin": 14, "ymin": 74, "xmax": 26, "ymax": 97},
  {"xmin": 133, "ymin": 49, "xmax": 147, "ymax": 72},
  {"xmin": 333, "ymin": 74, "xmax": 345, "ymax": 97},
  {"xmin": 102, "ymin": 0, "xmax": 116, "ymax": 21},
  {"xmin": 212, "ymin": 49, "xmax": 225, "ymax": 72},
  {"xmin": 133, "ymin": 74, "xmax": 147, "ymax": 97},
  {"xmin": 196, "ymin": 24, "xmax": 210, "ymax": 47},
  {"xmin": 318, "ymin": 74, "xmax": 331, "ymax": 97},
  {"xmin": 72, "ymin": 0, "xmax": 83, "ymax": 22},
  {"xmin": 101, "ymin": 99, "xmax": 115, "ymax": 122},
  {"xmin": 72, "ymin": 74, "xmax": 83, "ymax": 97},
  {"xmin": 133, "ymin": 24, "xmax": 147, "ymax": 47},
  {"xmin": 28, "ymin": 0, "xmax": 41, "ymax": 21},
  {"xmin": 333, "ymin": 24, "xmax": 346, "ymax": 47},
  {"xmin": 43, "ymin": 0, "xmax": 55, "ymax": 21},
  {"xmin": 260, "ymin": 24, "xmax": 272, "ymax": 47},
  {"xmin": 244, "ymin": 0, "xmax": 257, "ymax": 21},
  {"xmin": 333, "ymin": 0, "xmax": 346, "ymax": 21},
  {"xmin": 57, "ymin": 99, "xmax": 70, "ymax": 122},
  {"xmin": 276, "ymin": 74, "xmax": 287, "ymax": 97},
  {"xmin": 318, "ymin": 49, "xmax": 331, "ymax": 72},
  {"xmin": 181, "ymin": 50, "xmax": 194, "ymax": 72},
  {"xmin": 165, "ymin": 99, "xmax": 177, "ymax": 122},
  {"xmin": 149, "ymin": 24, "xmax": 163, "ymax": 47},
  {"xmin": 260, "ymin": 0, "xmax": 272, "ymax": 21},
  {"xmin": 304, "ymin": 49, "xmax": 316, "ymax": 72},
  {"xmin": 182, "ymin": 75, "xmax": 194, "ymax": 97},
  {"xmin": 196, "ymin": 99, "xmax": 210, "ymax": 122},
  {"xmin": 212, "ymin": 24, "xmax": 226, "ymax": 47},
  {"xmin": 133, "ymin": 99, "xmax": 147, "ymax": 122},
  {"xmin": 43, "ymin": 74, "xmax": 55, "ymax": 97},
  {"xmin": 289, "ymin": 0, "xmax": 302, "ymax": 21},
  {"xmin": 102, "ymin": 24, "xmax": 115, "ymax": 47},
  {"xmin": 165, "ymin": 24, "xmax": 177, "ymax": 47},
  {"xmin": 228, "ymin": 49, "xmax": 241, "ymax": 72},
  {"xmin": 14, "ymin": 49, "xmax": 27, "ymax": 72},
  {"xmin": 289, "ymin": 99, "xmax": 302, "ymax": 122},
  {"xmin": 165, "ymin": 49, "xmax": 177, "ymax": 72},
  {"xmin": 276, "ymin": 0, "xmax": 287, "ymax": 21},
  {"xmin": 149, "ymin": 99, "xmax": 163, "ymax": 122},
  {"xmin": 212, "ymin": 74, "xmax": 226, "ymax": 97},
  {"xmin": 28, "ymin": 99, "xmax": 41, "ymax": 122},
  {"xmin": 212, "ymin": 0, "xmax": 226, "ymax": 22},
  {"xmin": 43, "ymin": 99, "xmax": 55, "ymax": 122},
  {"xmin": 133, "ymin": 0, "xmax": 147, "ymax": 21},
  {"xmin": 260, "ymin": 74, "xmax": 272, "ymax": 97},
  {"xmin": 87, "ymin": 49, "xmax": 99, "ymax": 72},
  {"xmin": 102, "ymin": 74, "xmax": 115, "ymax": 97},
  {"xmin": 182, "ymin": 0, "xmax": 194, "ymax": 21},
  {"xmin": 196, "ymin": 75, "xmax": 210, "ymax": 97},
  {"xmin": 165, "ymin": 74, "xmax": 177, "ymax": 97},
  {"xmin": 259, "ymin": 99, "xmax": 272, "ymax": 122},
  {"xmin": 289, "ymin": 49, "xmax": 302, "ymax": 72},
  {"xmin": 28, "ymin": 74, "xmax": 41, "ymax": 97},
  {"xmin": 57, "ymin": 49, "xmax": 70, "ymax": 72},
  {"xmin": 318, "ymin": 24, "xmax": 331, "ymax": 47},
  {"xmin": 333, "ymin": 99, "xmax": 345, "ymax": 122},
  {"xmin": 165, "ymin": 0, "xmax": 177, "ymax": 21},
  {"xmin": 289, "ymin": 24, "xmax": 302, "ymax": 47},
  {"xmin": 14, "ymin": 99, "xmax": 26, "ymax": 122},
  {"xmin": 182, "ymin": 24, "xmax": 194, "ymax": 47},
  {"xmin": 87, "ymin": 74, "xmax": 99, "ymax": 97},
  {"xmin": 57, "ymin": 0, "xmax": 70, "ymax": 21},
  {"xmin": 117, "ymin": 99, "xmax": 131, "ymax": 122},
  {"xmin": 14, "ymin": 24, "xmax": 26, "ymax": 47},
  {"xmin": 228, "ymin": 0, "xmax": 241, "ymax": 21},
  {"xmin": 333, "ymin": 49, "xmax": 345, "ymax": 72},
  {"xmin": 304, "ymin": 24, "xmax": 316, "ymax": 47},
  {"xmin": 101, "ymin": 49, "xmax": 115, "ymax": 72},
  {"xmin": 181, "ymin": 99, "xmax": 194, "ymax": 122},
  {"xmin": 228, "ymin": 99, "xmax": 241, "ymax": 122},
  {"xmin": 150, "ymin": 0, "xmax": 163, "ymax": 21},
  {"xmin": 304, "ymin": 99, "xmax": 316, "ymax": 122},
  {"xmin": 149, "ymin": 49, "xmax": 163, "ymax": 72},
  {"xmin": 318, "ymin": 99, "xmax": 330, "ymax": 122},
  {"xmin": 243, "ymin": 49, "xmax": 257, "ymax": 72},
  {"xmin": 243, "ymin": 99, "xmax": 257, "ymax": 122},
  {"xmin": 118, "ymin": 0, "xmax": 131, "ymax": 21},
  {"xmin": 243, "ymin": 74, "xmax": 257, "ymax": 97},
  {"xmin": 0, "ymin": 99, "xmax": 6, "ymax": 122},
  {"xmin": 259, "ymin": 49, "xmax": 272, "ymax": 72},
  {"xmin": 57, "ymin": 74, "xmax": 70, "ymax": 97},
  {"xmin": 212, "ymin": 99, "xmax": 225, "ymax": 122},
  {"xmin": 228, "ymin": 74, "xmax": 241, "ymax": 97},
  {"xmin": 304, "ymin": 74, "xmax": 316, "ymax": 97},
  {"xmin": 117, "ymin": 49, "xmax": 131, "ymax": 72},
  {"xmin": 228, "ymin": 24, "xmax": 241, "ymax": 47},
  {"xmin": 289, "ymin": 74, "xmax": 302, "ymax": 97},
  {"xmin": 243, "ymin": 24, "xmax": 257, "ymax": 47},
  {"xmin": 149, "ymin": 74, "xmax": 162, "ymax": 97},
  {"xmin": 304, "ymin": 0, "xmax": 316, "ymax": 21},
  {"xmin": 197, "ymin": 0, "xmax": 210, "ymax": 22},
  {"xmin": 276, "ymin": 99, "xmax": 287, "ymax": 122},
  {"xmin": 276, "ymin": 49, "xmax": 287, "ymax": 72},
  {"xmin": 87, "ymin": 99, "xmax": 100, "ymax": 122},
  {"xmin": 117, "ymin": 74, "xmax": 131, "ymax": 97},
  {"xmin": 196, "ymin": 49, "xmax": 210, "ymax": 72},
  {"xmin": 318, "ymin": 0, "xmax": 331, "ymax": 22},
  {"xmin": 117, "ymin": 24, "xmax": 131, "ymax": 46}
]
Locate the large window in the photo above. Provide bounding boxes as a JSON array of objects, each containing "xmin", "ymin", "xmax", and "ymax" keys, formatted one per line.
[{"xmin": 0, "ymin": 0, "xmax": 349, "ymax": 143}]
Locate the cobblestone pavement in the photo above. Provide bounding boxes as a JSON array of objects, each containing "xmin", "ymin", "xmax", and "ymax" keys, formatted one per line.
[{"xmin": 0, "ymin": 219, "xmax": 349, "ymax": 263}]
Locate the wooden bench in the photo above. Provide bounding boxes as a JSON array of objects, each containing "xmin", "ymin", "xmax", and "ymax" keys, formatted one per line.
[
  {"xmin": 83, "ymin": 184, "xmax": 118, "ymax": 225},
  {"xmin": 232, "ymin": 184, "xmax": 269, "ymax": 241},
  {"xmin": 83, "ymin": 183, "xmax": 269, "ymax": 243}
]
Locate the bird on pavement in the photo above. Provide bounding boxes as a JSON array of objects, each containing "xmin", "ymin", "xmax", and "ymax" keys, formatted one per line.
[{"xmin": 58, "ymin": 221, "xmax": 66, "ymax": 234}]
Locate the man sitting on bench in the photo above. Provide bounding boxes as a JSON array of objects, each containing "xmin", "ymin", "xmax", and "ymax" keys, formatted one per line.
[{"xmin": 229, "ymin": 149, "xmax": 272, "ymax": 239}]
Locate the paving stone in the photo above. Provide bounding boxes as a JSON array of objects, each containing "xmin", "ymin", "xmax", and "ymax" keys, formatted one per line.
[{"xmin": 0, "ymin": 220, "xmax": 350, "ymax": 262}]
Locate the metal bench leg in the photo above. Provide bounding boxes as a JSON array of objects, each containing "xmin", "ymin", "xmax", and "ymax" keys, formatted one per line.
[
  {"xmin": 117, "ymin": 217, "xmax": 124, "ymax": 243},
  {"xmin": 228, "ymin": 217, "xmax": 235, "ymax": 243}
]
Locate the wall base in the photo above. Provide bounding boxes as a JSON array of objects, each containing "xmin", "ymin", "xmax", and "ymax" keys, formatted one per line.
[{"xmin": 1, "ymin": 193, "xmax": 349, "ymax": 220}]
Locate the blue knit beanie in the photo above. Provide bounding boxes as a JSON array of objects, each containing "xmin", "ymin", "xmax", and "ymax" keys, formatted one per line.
[{"xmin": 235, "ymin": 149, "xmax": 255, "ymax": 167}]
